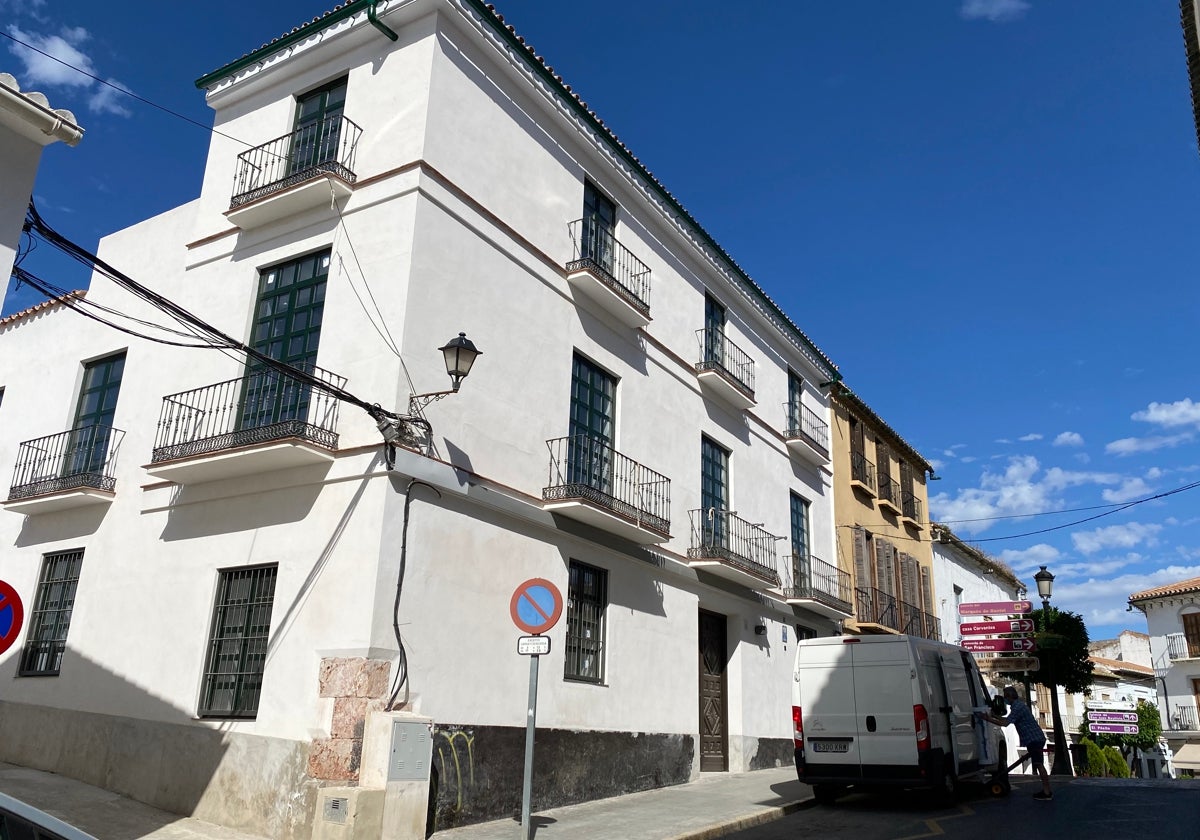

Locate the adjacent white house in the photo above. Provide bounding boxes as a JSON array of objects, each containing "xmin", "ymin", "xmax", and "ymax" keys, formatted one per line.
[
  {"xmin": 1129, "ymin": 575, "xmax": 1200, "ymax": 776},
  {"xmin": 929, "ymin": 524, "xmax": 1025, "ymax": 646},
  {"xmin": 0, "ymin": 2, "xmax": 849, "ymax": 837},
  {"xmin": 0, "ymin": 72, "xmax": 83, "ymax": 310}
]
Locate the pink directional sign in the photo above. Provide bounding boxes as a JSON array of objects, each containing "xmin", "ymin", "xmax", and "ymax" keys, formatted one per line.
[
  {"xmin": 1087, "ymin": 711, "xmax": 1138, "ymax": 723},
  {"xmin": 962, "ymin": 637, "xmax": 1037, "ymax": 653},
  {"xmin": 959, "ymin": 619, "xmax": 1035, "ymax": 636},
  {"xmin": 1088, "ymin": 723, "xmax": 1139, "ymax": 735},
  {"xmin": 958, "ymin": 601, "xmax": 1032, "ymax": 616}
]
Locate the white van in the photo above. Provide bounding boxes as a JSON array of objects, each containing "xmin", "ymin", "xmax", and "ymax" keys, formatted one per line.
[{"xmin": 791, "ymin": 634, "xmax": 1008, "ymax": 803}]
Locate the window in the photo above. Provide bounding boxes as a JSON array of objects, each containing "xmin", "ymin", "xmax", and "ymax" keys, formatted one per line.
[
  {"xmin": 19, "ymin": 549, "xmax": 84, "ymax": 676},
  {"xmin": 199, "ymin": 565, "xmax": 278, "ymax": 718},
  {"xmin": 787, "ymin": 372, "xmax": 804, "ymax": 429},
  {"xmin": 292, "ymin": 77, "xmax": 347, "ymax": 175},
  {"xmin": 1184, "ymin": 612, "xmax": 1200, "ymax": 658},
  {"xmin": 581, "ymin": 181, "xmax": 616, "ymax": 271},
  {"xmin": 242, "ymin": 250, "xmax": 330, "ymax": 430},
  {"xmin": 69, "ymin": 353, "xmax": 125, "ymax": 476},
  {"xmin": 567, "ymin": 354, "xmax": 616, "ymax": 491},
  {"xmin": 565, "ymin": 561, "xmax": 607, "ymax": 683},
  {"xmin": 700, "ymin": 436, "xmax": 730, "ymax": 547},
  {"xmin": 703, "ymin": 294, "xmax": 726, "ymax": 367}
]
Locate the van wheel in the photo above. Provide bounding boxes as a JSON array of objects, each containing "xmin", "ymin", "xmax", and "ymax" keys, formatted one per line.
[
  {"xmin": 989, "ymin": 778, "xmax": 1011, "ymax": 797},
  {"xmin": 812, "ymin": 784, "xmax": 841, "ymax": 805}
]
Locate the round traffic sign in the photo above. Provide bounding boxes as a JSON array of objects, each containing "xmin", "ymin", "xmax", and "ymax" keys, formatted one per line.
[
  {"xmin": 510, "ymin": 578, "xmax": 563, "ymax": 635},
  {"xmin": 0, "ymin": 580, "xmax": 25, "ymax": 656}
]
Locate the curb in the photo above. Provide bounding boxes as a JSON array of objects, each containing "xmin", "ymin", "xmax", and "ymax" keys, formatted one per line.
[{"xmin": 666, "ymin": 798, "xmax": 817, "ymax": 840}]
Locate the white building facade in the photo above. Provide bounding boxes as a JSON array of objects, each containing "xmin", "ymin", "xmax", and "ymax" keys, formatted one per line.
[
  {"xmin": 0, "ymin": 2, "xmax": 847, "ymax": 836},
  {"xmin": 929, "ymin": 525, "xmax": 1025, "ymax": 647}
]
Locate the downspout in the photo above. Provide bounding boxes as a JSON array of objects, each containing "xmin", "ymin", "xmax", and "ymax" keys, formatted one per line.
[{"xmin": 368, "ymin": 0, "xmax": 399, "ymax": 41}]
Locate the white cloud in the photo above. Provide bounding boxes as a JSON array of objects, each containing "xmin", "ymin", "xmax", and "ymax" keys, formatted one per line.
[
  {"xmin": 1105, "ymin": 433, "xmax": 1194, "ymax": 456},
  {"xmin": 1071, "ymin": 522, "xmax": 1162, "ymax": 555},
  {"xmin": 1018, "ymin": 433, "xmax": 1043, "ymax": 442},
  {"xmin": 1053, "ymin": 431, "xmax": 1083, "ymax": 447},
  {"xmin": 960, "ymin": 0, "xmax": 1031, "ymax": 23},
  {"xmin": 1052, "ymin": 554, "xmax": 1142, "ymax": 579},
  {"xmin": 931, "ymin": 455, "xmax": 1060, "ymax": 534},
  {"xmin": 1041, "ymin": 467, "xmax": 1120, "ymax": 491},
  {"xmin": 998, "ymin": 543, "xmax": 1060, "ymax": 573},
  {"xmin": 995, "ymin": 438, "xmax": 1011, "ymax": 445},
  {"xmin": 1074, "ymin": 453, "xmax": 1091, "ymax": 464},
  {"xmin": 1132, "ymin": 398, "xmax": 1200, "ymax": 429},
  {"xmin": 89, "ymin": 78, "xmax": 131, "ymax": 116},
  {"xmin": 6, "ymin": 25, "xmax": 96, "ymax": 88},
  {"xmin": 1101, "ymin": 478, "xmax": 1151, "ymax": 504},
  {"xmin": 927, "ymin": 458, "xmax": 946, "ymax": 472},
  {"xmin": 1146, "ymin": 467, "xmax": 1165, "ymax": 480},
  {"xmin": 1053, "ymin": 563, "xmax": 1200, "ymax": 627}
]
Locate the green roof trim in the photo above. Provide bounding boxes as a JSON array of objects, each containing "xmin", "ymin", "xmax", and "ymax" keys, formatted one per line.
[{"xmin": 193, "ymin": 0, "xmax": 841, "ymax": 380}]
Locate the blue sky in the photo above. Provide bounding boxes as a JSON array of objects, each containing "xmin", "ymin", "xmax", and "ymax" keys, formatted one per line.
[{"xmin": 4, "ymin": 1, "xmax": 1200, "ymax": 642}]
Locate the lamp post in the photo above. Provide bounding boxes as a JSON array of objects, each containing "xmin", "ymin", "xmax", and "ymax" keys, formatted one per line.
[
  {"xmin": 410, "ymin": 332, "xmax": 482, "ymax": 412},
  {"xmin": 1033, "ymin": 565, "xmax": 1072, "ymax": 776}
]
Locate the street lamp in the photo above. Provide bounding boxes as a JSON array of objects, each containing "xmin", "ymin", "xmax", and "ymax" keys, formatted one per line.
[
  {"xmin": 409, "ymin": 332, "xmax": 482, "ymax": 413},
  {"xmin": 1032, "ymin": 565, "xmax": 1071, "ymax": 776}
]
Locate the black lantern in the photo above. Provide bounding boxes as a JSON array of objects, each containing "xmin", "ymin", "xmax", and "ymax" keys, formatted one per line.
[
  {"xmin": 439, "ymin": 332, "xmax": 481, "ymax": 392},
  {"xmin": 1034, "ymin": 565, "xmax": 1055, "ymax": 601}
]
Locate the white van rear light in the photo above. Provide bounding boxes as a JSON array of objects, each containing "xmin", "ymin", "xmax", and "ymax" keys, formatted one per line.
[
  {"xmin": 913, "ymin": 704, "xmax": 930, "ymax": 751},
  {"xmin": 792, "ymin": 705, "xmax": 804, "ymax": 748}
]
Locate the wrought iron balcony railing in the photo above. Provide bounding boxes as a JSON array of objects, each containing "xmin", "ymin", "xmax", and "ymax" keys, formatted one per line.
[
  {"xmin": 1170, "ymin": 704, "xmax": 1199, "ymax": 731},
  {"xmin": 695, "ymin": 329, "xmax": 755, "ymax": 397},
  {"xmin": 854, "ymin": 585, "xmax": 900, "ymax": 631},
  {"xmin": 783, "ymin": 553, "xmax": 853, "ymax": 614},
  {"xmin": 566, "ymin": 217, "xmax": 652, "ymax": 317},
  {"xmin": 783, "ymin": 400, "xmax": 830, "ymax": 453},
  {"xmin": 923, "ymin": 613, "xmax": 942, "ymax": 641},
  {"xmin": 231, "ymin": 115, "xmax": 363, "ymax": 208},
  {"xmin": 901, "ymin": 490, "xmax": 922, "ymax": 523},
  {"xmin": 850, "ymin": 450, "xmax": 876, "ymax": 493},
  {"xmin": 8, "ymin": 424, "xmax": 125, "ymax": 500},
  {"xmin": 543, "ymin": 435, "xmax": 671, "ymax": 536},
  {"xmin": 1167, "ymin": 632, "xmax": 1200, "ymax": 659},
  {"xmin": 152, "ymin": 364, "xmax": 345, "ymax": 463},
  {"xmin": 877, "ymin": 472, "xmax": 901, "ymax": 509},
  {"xmin": 688, "ymin": 508, "xmax": 780, "ymax": 585},
  {"xmin": 899, "ymin": 598, "xmax": 924, "ymax": 636}
]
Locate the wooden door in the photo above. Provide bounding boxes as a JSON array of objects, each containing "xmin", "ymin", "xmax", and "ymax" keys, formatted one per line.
[{"xmin": 698, "ymin": 609, "xmax": 728, "ymax": 772}]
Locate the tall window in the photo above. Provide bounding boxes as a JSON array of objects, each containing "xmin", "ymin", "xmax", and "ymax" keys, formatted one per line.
[
  {"xmin": 700, "ymin": 436, "xmax": 730, "ymax": 547},
  {"xmin": 292, "ymin": 77, "xmax": 347, "ymax": 174},
  {"xmin": 1184, "ymin": 612, "xmax": 1200, "ymax": 658},
  {"xmin": 242, "ymin": 250, "xmax": 330, "ymax": 430},
  {"xmin": 565, "ymin": 560, "xmax": 608, "ymax": 683},
  {"xmin": 199, "ymin": 565, "xmax": 278, "ymax": 719},
  {"xmin": 582, "ymin": 181, "xmax": 616, "ymax": 271},
  {"xmin": 567, "ymin": 354, "xmax": 616, "ymax": 491},
  {"xmin": 787, "ymin": 372, "xmax": 804, "ymax": 430},
  {"xmin": 703, "ymin": 294, "xmax": 726, "ymax": 367},
  {"xmin": 69, "ymin": 352, "xmax": 124, "ymax": 476},
  {"xmin": 790, "ymin": 493, "xmax": 811, "ymax": 591},
  {"xmin": 19, "ymin": 549, "xmax": 84, "ymax": 676}
]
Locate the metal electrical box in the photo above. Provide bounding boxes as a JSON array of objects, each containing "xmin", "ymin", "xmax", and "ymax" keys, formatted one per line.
[{"xmin": 388, "ymin": 720, "xmax": 431, "ymax": 781}]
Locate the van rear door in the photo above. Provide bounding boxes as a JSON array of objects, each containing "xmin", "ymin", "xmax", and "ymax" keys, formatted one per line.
[
  {"xmin": 938, "ymin": 649, "xmax": 980, "ymax": 772},
  {"xmin": 853, "ymin": 639, "xmax": 919, "ymax": 777},
  {"xmin": 795, "ymin": 639, "xmax": 860, "ymax": 775}
]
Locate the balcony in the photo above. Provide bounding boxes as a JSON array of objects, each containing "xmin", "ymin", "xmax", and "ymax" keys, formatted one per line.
[
  {"xmin": 877, "ymin": 473, "xmax": 902, "ymax": 515},
  {"xmin": 687, "ymin": 508, "xmax": 780, "ymax": 588},
  {"xmin": 226, "ymin": 115, "xmax": 362, "ymax": 229},
  {"xmin": 782, "ymin": 554, "xmax": 853, "ymax": 618},
  {"xmin": 695, "ymin": 330, "xmax": 755, "ymax": 410},
  {"xmin": 850, "ymin": 451, "xmax": 876, "ymax": 496},
  {"xmin": 146, "ymin": 365, "xmax": 344, "ymax": 485},
  {"xmin": 1167, "ymin": 632, "xmax": 1200, "ymax": 660},
  {"xmin": 922, "ymin": 613, "xmax": 942, "ymax": 642},
  {"xmin": 4, "ymin": 425, "xmax": 124, "ymax": 514},
  {"xmin": 543, "ymin": 435, "xmax": 671, "ymax": 544},
  {"xmin": 854, "ymin": 586, "xmax": 900, "ymax": 632},
  {"xmin": 1169, "ymin": 704, "xmax": 1199, "ymax": 731},
  {"xmin": 901, "ymin": 491, "xmax": 924, "ymax": 529},
  {"xmin": 783, "ymin": 401, "xmax": 830, "ymax": 466},
  {"xmin": 565, "ymin": 217, "xmax": 652, "ymax": 329}
]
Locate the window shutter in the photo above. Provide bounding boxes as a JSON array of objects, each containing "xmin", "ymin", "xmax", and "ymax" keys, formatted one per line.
[
  {"xmin": 920, "ymin": 565, "xmax": 933, "ymax": 614},
  {"xmin": 899, "ymin": 553, "xmax": 919, "ymax": 606},
  {"xmin": 853, "ymin": 527, "xmax": 871, "ymax": 591},
  {"xmin": 874, "ymin": 539, "xmax": 895, "ymax": 597}
]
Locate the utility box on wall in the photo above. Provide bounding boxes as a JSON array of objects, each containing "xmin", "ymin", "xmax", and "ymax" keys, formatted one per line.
[{"xmin": 388, "ymin": 719, "xmax": 432, "ymax": 781}]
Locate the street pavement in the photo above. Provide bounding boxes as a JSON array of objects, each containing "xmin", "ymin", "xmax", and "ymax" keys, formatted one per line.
[
  {"xmin": 431, "ymin": 765, "xmax": 811, "ymax": 840},
  {"xmin": 0, "ymin": 762, "xmax": 270, "ymax": 840}
]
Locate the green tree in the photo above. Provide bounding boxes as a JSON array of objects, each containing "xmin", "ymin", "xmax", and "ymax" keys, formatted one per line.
[{"xmin": 1104, "ymin": 746, "xmax": 1131, "ymax": 778}]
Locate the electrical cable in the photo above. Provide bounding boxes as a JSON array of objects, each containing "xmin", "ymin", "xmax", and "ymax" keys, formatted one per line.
[
  {"xmin": 328, "ymin": 184, "xmax": 402, "ymax": 360},
  {"xmin": 386, "ymin": 478, "xmax": 442, "ymax": 711}
]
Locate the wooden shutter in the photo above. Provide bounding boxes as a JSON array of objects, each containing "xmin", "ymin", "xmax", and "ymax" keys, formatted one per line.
[
  {"xmin": 1184, "ymin": 613, "xmax": 1200, "ymax": 658},
  {"xmin": 899, "ymin": 553, "xmax": 919, "ymax": 606},
  {"xmin": 853, "ymin": 527, "xmax": 871, "ymax": 591},
  {"xmin": 874, "ymin": 538, "xmax": 895, "ymax": 597},
  {"xmin": 920, "ymin": 565, "xmax": 933, "ymax": 614}
]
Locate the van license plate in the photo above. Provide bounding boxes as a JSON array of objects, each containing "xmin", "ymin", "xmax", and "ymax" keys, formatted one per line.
[{"xmin": 810, "ymin": 741, "xmax": 849, "ymax": 753}]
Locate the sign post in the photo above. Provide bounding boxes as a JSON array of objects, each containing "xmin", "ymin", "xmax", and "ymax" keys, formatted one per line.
[
  {"xmin": 509, "ymin": 578, "xmax": 563, "ymax": 840},
  {"xmin": 0, "ymin": 580, "xmax": 25, "ymax": 657}
]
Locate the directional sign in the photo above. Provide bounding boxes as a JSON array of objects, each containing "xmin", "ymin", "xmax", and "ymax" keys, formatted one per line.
[
  {"xmin": 509, "ymin": 578, "xmax": 564, "ymax": 635},
  {"xmin": 0, "ymin": 580, "xmax": 25, "ymax": 656},
  {"xmin": 958, "ymin": 601, "xmax": 1032, "ymax": 616},
  {"xmin": 959, "ymin": 619, "xmax": 1035, "ymax": 635},
  {"xmin": 1087, "ymin": 711, "xmax": 1138, "ymax": 723},
  {"xmin": 976, "ymin": 656, "xmax": 1039, "ymax": 672},
  {"xmin": 1089, "ymin": 723, "xmax": 1139, "ymax": 735},
  {"xmin": 1087, "ymin": 700, "xmax": 1136, "ymax": 712},
  {"xmin": 963, "ymin": 637, "xmax": 1037, "ymax": 653}
]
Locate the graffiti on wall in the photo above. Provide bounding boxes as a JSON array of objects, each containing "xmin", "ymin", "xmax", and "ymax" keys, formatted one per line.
[{"xmin": 434, "ymin": 726, "xmax": 476, "ymax": 813}]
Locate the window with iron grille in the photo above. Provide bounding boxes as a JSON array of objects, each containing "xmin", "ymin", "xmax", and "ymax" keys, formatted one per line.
[
  {"xmin": 199, "ymin": 565, "xmax": 278, "ymax": 718},
  {"xmin": 19, "ymin": 549, "xmax": 85, "ymax": 676},
  {"xmin": 565, "ymin": 560, "xmax": 608, "ymax": 683}
]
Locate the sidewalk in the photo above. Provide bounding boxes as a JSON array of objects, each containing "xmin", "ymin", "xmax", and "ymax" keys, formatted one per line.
[
  {"xmin": 0, "ymin": 763, "xmax": 269, "ymax": 840},
  {"xmin": 431, "ymin": 766, "xmax": 812, "ymax": 840}
]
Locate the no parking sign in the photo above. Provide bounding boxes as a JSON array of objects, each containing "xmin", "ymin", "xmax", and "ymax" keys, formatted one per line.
[{"xmin": 0, "ymin": 580, "xmax": 25, "ymax": 656}]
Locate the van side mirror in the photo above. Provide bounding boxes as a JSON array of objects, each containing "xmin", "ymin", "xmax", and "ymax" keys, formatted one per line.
[{"xmin": 990, "ymin": 696, "xmax": 1007, "ymax": 716}]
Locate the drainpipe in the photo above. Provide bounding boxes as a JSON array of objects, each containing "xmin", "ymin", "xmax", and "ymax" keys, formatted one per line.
[{"xmin": 368, "ymin": 0, "xmax": 399, "ymax": 41}]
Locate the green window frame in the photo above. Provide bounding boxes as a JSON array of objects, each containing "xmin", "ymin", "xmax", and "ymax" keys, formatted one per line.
[
  {"xmin": 68, "ymin": 352, "xmax": 124, "ymax": 476},
  {"xmin": 292, "ymin": 77, "xmax": 347, "ymax": 174},
  {"xmin": 19, "ymin": 549, "xmax": 85, "ymax": 677},
  {"xmin": 198, "ymin": 565, "xmax": 278, "ymax": 719}
]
